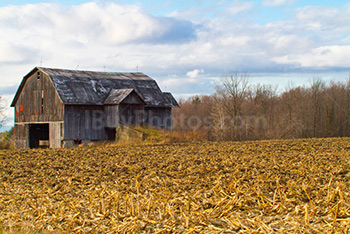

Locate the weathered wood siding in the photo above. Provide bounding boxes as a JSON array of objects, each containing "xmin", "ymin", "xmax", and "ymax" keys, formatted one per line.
[
  {"xmin": 105, "ymin": 92, "xmax": 145, "ymax": 128},
  {"xmin": 64, "ymin": 105, "xmax": 105, "ymax": 140},
  {"xmin": 145, "ymin": 107, "xmax": 172, "ymax": 130},
  {"xmin": 119, "ymin": 104, "xmax": 144, "ymax": 126},
  {"xmin": 49, "ymin": 122, "xmax": 63, "ymax": 148},
  {"xmin": 104, "ymin": 105, "xmax": 118, "ymax": 128},
  {"xmin": 14, "ymin": 71, "xmax": 64, "ymax": 123},
  {"xmin": 122, "ymin": 92, "xmax": 144, "ymax": 104},
  {"xmin": 118, "ymin": 91, "xmax": 145, "ymax": 126},
  {"xmin": 14, "ymin": 71, "xmax": 64, "ymax": 148},
  {"xmin": 14, "ymin": 124, "xmax": 29, "ymax": 148}
]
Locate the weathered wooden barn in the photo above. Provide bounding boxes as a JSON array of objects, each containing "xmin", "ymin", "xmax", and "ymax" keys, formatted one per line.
[{"xmin": 11, "ymin": 67, "xmax": 179, "ymax": 148}]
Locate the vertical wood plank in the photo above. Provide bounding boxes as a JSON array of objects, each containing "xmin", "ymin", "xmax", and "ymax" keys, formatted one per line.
[{"xmin": 49, "ymin": 122, "xmax": 61, "ymax": 148}]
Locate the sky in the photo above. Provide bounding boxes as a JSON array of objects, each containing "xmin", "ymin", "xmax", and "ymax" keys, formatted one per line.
[{"xmin": 1, "ymin": 0, "xmax": 350, "ymax": 130}]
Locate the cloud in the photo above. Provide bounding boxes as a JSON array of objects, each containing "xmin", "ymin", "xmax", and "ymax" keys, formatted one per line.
[
  {"xmin": 160, "ymin": 75, "xmax": 215, "ymax": 96},
  {"xmin": 227, "ymin": 0, "xmax": 254, "ymax": 15},
  {"xmin": 294, "ymin": 6, "xmax": 350, "ymax": 32},
  {"xmin": 266, "ymin": 5, "xmax": 350, "ymax": 69},
  {"xmin": 0, "ymin": 1, "xmax": 349, "ymax": 105},
  {"xmin": 186, "ymin": 69, "xmax": 204, "ymax": 79},
  {"xmin": 273, "ymin": 45, "xmax": 350, "ymax": 68},
  {"xmin": 150, "ymin": 17, "xmax": 197, "ymax": 43},
  {"xmin": 0, "ymin": 2, "xmax": 196, "ymax": 47},
  {"xmin": 0, "ymin": 85, "xmax": 18, "ymax": 95},
  {"xmin": 262, "ymin": 0, "xmax": 295, "ymax": 7},
  {"xmin": 0, "ymin": 1, "xmax": 199, "ymax": 89}
]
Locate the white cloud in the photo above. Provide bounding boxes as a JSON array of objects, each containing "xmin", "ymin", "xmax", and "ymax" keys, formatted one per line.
[
  {"xmin": 227, "ymin": 0, "xmax": 254, "ymax": 15},
  {"xmin": 220, "ymin": 36, "xmax": 251, "ymax": 47},
  {"xmin": 0, "ymin": 1, "xmax": 349, "ymax": 104},
  {"xmin": 0, "ymin": 42, "xmax": 26, "ymax": 63},
  {"xmin": 0, "ymin": 2, "xmax": 199, "ymax": 87},
  {"xmin": 262, "ymin": 0, "xmax": 295, "ymax": 7},
  {"xmin": 273, "ymin": 45, "xmax": 350, "ymax": 68},
  {"xmin": 160, "ymin": 75, "xmax": 215, "ymax": 96},
  {"xmin": 0, "ymin": 2, "xmax": 195, "ymax": 49},
  {"xmin": 294, "ymin": 6, "xmax": 350, "ymax": 32},
  {"xmin": 186, "ymin": 69, "xmax": 204, "ymax": 79}
]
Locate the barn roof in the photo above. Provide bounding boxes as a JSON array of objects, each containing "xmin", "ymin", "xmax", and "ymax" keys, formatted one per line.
[
  {"xmin": 163, "ymin": 92, "xmax": 180, "ymax": 107},
  {"xmin": 11, "ymin": 67, "xmax": 179, "ymax": 108}
]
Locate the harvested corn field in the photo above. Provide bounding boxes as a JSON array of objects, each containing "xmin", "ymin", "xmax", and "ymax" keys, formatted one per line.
[{"xmin": 1, "ymin": 138, "xmax": 350, "ymax": 233}]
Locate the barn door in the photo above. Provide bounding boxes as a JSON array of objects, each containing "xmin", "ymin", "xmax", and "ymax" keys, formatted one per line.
[
  {"xmin": 49, "ymin": 122, "xmax": 61, "ymax": 148},
  {"xmin": 29, "ymin": 123, "xmax": 49, "ymax": 148}
]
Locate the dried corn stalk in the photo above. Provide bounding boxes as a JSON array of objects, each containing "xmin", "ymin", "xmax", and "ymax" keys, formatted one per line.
[{"xmin": 0, "ymin": 138, "xmax": 349, "ymax": 232}]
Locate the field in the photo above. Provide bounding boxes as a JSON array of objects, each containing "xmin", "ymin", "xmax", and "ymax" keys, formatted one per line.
[{"xmin": 1, "ymin": 138, "xmax": 350, "ymax": 233}]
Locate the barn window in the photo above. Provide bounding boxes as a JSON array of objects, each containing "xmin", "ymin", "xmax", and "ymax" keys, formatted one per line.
[
  {"xmin": 37, "ymin": 72, "xmax": 40, "ymax": 80},
  {"xmin": 41, "ymin": 90, "xmax": 44, "ymax": 114}
]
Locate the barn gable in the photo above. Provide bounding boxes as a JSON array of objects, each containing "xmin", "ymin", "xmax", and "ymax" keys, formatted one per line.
[
  {"xmin": 11, "ymin": 68, "xmax": 64, "ymax": 148},
  {"xmin": 104, "ymin": 89, "xmax": 145, "ymax": 105}
]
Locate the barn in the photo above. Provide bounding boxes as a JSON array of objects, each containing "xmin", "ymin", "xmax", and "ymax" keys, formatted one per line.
[{"xmin": 11, "ymin": 67, "xmax": 179, "ymax": 149}]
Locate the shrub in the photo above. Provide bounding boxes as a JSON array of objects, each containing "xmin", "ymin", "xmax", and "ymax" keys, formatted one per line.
[
  {"xmin": 0, "ymin": 127, "xmax": 15, "ymax": 149},
  {"xmin": 131, "ymin": 126, "xmax": 207, "ymax": 143},
  {"xmin": 0, "ymin": 140, "xmax": 14, "ymax": 150}
]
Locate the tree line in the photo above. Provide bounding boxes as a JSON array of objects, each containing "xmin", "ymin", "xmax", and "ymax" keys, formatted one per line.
[{"xmin": 173, "ymin": 73, "xmax": 350, "ymax": 141}]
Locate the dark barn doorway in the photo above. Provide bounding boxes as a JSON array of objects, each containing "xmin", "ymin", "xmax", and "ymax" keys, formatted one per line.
[
  {"xmin": 29, "ymin": 123, "xmax": 49, "ymax": 148},
  {"xmin": 105, "ymin": 127, "xmax": 116, "ymax": 141}
]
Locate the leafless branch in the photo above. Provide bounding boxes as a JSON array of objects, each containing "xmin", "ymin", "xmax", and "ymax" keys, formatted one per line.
[{"xmin": 0, "ymin": 96, "xmax": 8, "ymax": 129}]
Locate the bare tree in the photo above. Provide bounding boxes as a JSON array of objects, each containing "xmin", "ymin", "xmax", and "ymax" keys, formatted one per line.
[
  {"xmin": 310, "ymin": 78, "xmax": 325, "ymax": 137},
  {"xmin": 346, "ymin": 77, "xmax": 350, "ymax": 134},
  {"xmin": 0, "ymin": 96, "xmax": 7, "ymax": 129},
  {"xmin": 210, "ymin": 94, "xmax": 227, "ymax": 140},
  {"xmin": 218, "ymin": 72, "xmax": 250, "ymax": 118},
  {"xmin": 212, "ymin": 73, "xmax": 251, "ymax": 141},
  {"xmin": 250, "ymin": 84, "xmax": 278, "ymax": 139}
]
